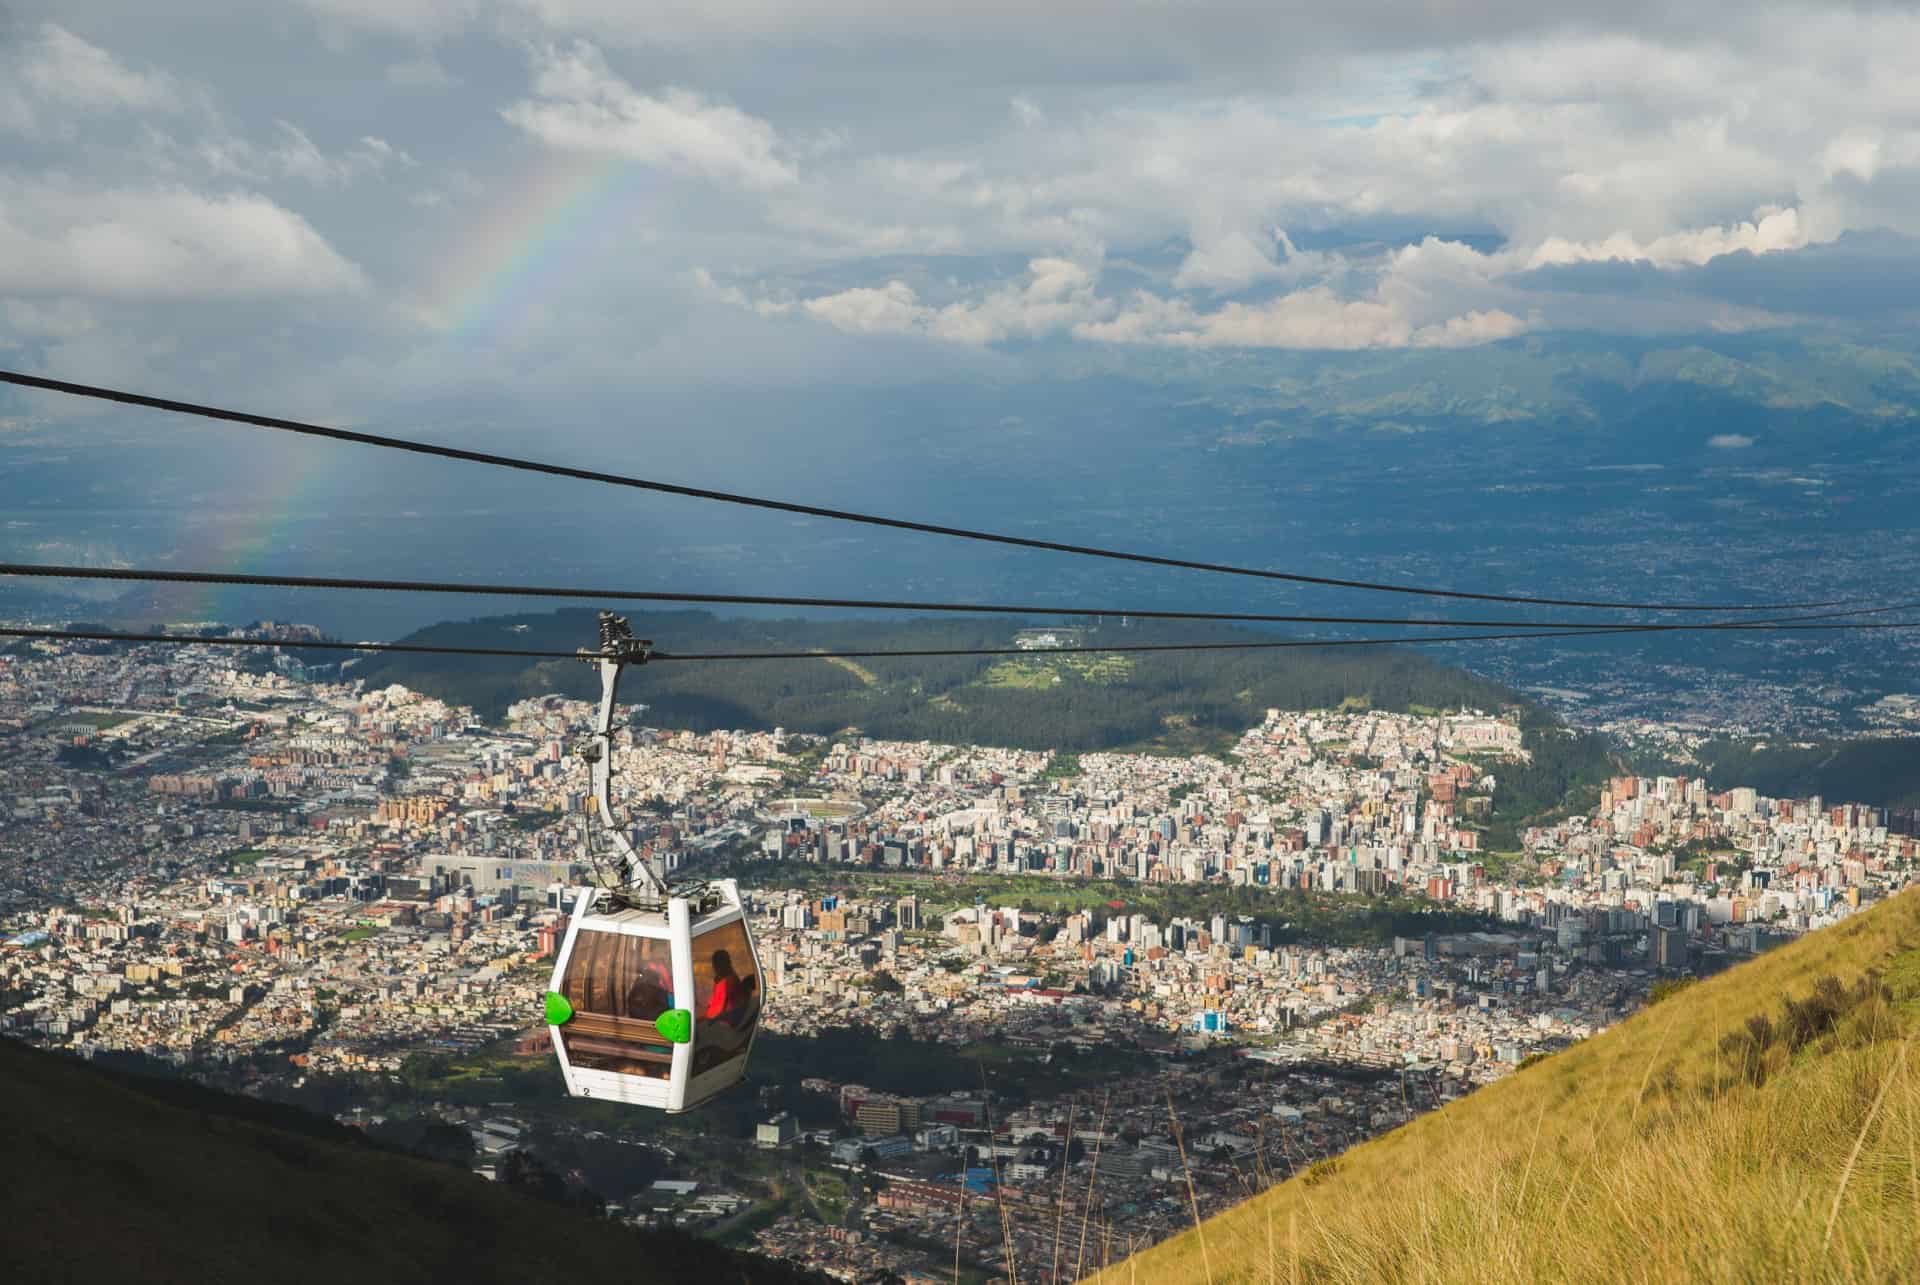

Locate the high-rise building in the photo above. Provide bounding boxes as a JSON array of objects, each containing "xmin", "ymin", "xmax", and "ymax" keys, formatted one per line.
[
  {"xmin": 1651, "ymin": 925, "xmax": 1681, "ymax": 968},
  {"xmin": 895, "ymin": 895, "xmax": 919, "ymax": 931},
  {"xmin": 1654, "ymin": 925, "xmax": 1689, "ymax": 970}
]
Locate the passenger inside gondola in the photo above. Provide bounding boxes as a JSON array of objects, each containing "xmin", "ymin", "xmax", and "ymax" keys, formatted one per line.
[
  {"xmin": 702, "ymin": 949, "xmax": 742, "ymax": 1019},
  {"xmin": 692, "ymin": 932, "xmax": 760, "ymax": 1073},
  {"xmin": 628, "ymin": 957, "xmax": 673, "ymax": 1021},
  {"xmin": 559, "ymin": 931, "xmax": 677, "ymax": 1079}
]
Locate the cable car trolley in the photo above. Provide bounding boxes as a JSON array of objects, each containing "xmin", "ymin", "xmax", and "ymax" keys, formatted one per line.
[{"xmin": 544, "ymin": 613, "xmax": 763, "ymax": 1111}]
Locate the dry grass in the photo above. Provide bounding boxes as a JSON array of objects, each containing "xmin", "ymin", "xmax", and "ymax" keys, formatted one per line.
[{"xmin": 1095, "ymin": 887, "xmax": 1920, "ymax": 1285}]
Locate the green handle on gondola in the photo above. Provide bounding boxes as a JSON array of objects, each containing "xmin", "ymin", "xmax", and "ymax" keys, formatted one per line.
[
  {"xmin": 655, "ymin": 1008, "xmax": 692, "ymax": 1044},
  {"xmin": 544, "ymin": 991, "xmax": 573, "ymax": 1025}
]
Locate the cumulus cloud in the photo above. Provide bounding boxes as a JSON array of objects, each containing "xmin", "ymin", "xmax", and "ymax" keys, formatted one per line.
[
  {"xmin": 193, "ymin": 123, "xmax": 414, "ymax": 188},
  {"xmin": 293, "ymin": 0, "xmax": 1873, "ymax": 93},
  {"xmin": 21, "ymin": 24, "xmax": 182, "ymax": 111},
  {"xmin": 777, "ymin": 257, "xmax": 1108, "ymax": 344},
  {"xmin": 502, "ymin": 42, "xmax": 796, "ymax": 189},
  {"xmin": 0, "ymin": 23, "xmax": 192, "ymax": 135},
  {"xmin": 269, "ymin": 125, "xmax": 414, "ymax": 186},
  {"xmin": 0, "ymin": 180, "xmax": 366, "ymax": 299},
  {"xmin": 16, "ymin": 1, "xmax": 1920, "ymax": 386},
  {"xmin": 724, "ymin": 251, "xmax": 1528, "ymax": 352},
  {"xmin": 1528, "ymin": 208, "xmax": 1808, "ymax": 270},
  {"xmin": 1078, "ymin": 285, "xmax": 1524, "ymax": 351},
  {"xmin": 1170, "ymin": 226, "xmax": 1316, "ymax": 293},
  {"xmin": 1709, "ymin": 433, "xmax": 1756, "ymax": 449}
]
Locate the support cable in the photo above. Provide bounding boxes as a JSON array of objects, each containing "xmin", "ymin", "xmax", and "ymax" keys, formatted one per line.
[
  {"xmin": 0, "ymin": 368, "xmax": 1858, "ymax": 614},
  {"xmin": 6, "ymin": 620, "xmax": 1920, "ymax": 662},
  {"xmin": 10, "ymin": 559, "xmax": 1901, "ymax": 631}
]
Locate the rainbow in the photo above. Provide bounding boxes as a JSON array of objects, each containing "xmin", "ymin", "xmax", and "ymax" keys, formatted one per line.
[
  {"xmin": 423, "ymin": 154, "xmax": 661, "ymax": 346},
  {"xmin": 163, "ymin": 448, "xmax": 347, "ymax": 624},
  {"xmin": 161, "ymin": 155, "xmax": 662, "ymax": 623}
]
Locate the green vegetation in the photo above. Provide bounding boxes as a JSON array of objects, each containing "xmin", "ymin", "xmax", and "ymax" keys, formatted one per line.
[
  {"xmin": 226, "ymin": 848, "xmax": 272, "ymax": 867},
  {"xmin": 360, "ymin": 609, "xmax": 1620, "ymax": 835},
  {"xmin": 1473, "ymin": 850, "xmax": 1538, "ymax": 886},
  {"xmin": 859, "ymin": 970, "xmax": 906, "ymax": 995},
  {"xmin": 337, "ymin": 925, "xmax": 381, "ymax": 943},
  {"xmin": 779, "ymin": 744, "xmax": 827, "ymax": 787},
  {"xmin": 1657, "ymin": 836, "xmax": 1749, "ymax": 879},
  {"xmin": 1040, "ymin": 752, "xmax": 1082, "ymax": 781},
  {"xmin": 747, "ymin": 1029, "xmax": 1157, "ymax": 1106},
  {"xmin": 350, "ymin": 609, "xmax": 1522, "ymax": 752},
  {"xmin": 50, "ymin": 710, "xmax": 135, "ymax": 730},
  {"xmin": 507, "ymin": 808, "xmax": 557, "ymax": 831},
  {"xmin": 1484, "ymin": 714, "xmax": 1618, "ymax": 848},
  {"xmin": 54, "ymin": 742, "xmax": 117, "ymax": 770},
  {"xmin": 981, "ymin": 659, "xmax": 1062, "ymax": 689},
  {"xmin": 1647, "ymin": 976, "xmax": 1699, "ymax": 1006},
  {"xmin": 983, "ymin": 653, "xmax": 1133, "ymax": 689},
  {"xmin": 1099, "ymin": 888, "xmax": 1920, "ymax": 1285},
  {"xmin": 1672, "ymin": 736, "xmax": 1920, "ymax": 810},
  {"xmin": 0, "ymin": 1039, "xmax": 827, "ymax": 1285}
]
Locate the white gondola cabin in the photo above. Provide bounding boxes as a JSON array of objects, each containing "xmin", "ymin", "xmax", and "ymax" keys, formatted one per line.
[
  {"xmin": 543, "ymin": 613, "xmax": 763, "ymax": 1112},
  {"xmin": 545, "ymin": 880, "xmax": 762, "ymax": 1111}
]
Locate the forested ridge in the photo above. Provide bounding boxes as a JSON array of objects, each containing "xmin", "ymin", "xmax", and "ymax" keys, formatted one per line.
[
  {"xmin": 1628, "ymin": 736, "xmax": 1920, "ymax": 811},
  {"xmin": 345, "ymin": 608, "xmax": 1523, "ymax": 751}
]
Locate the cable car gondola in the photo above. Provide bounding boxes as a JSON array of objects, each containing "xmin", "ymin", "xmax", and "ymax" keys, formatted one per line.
[{"xmin": 544, "ymin": 614, "xmax": 763, "ymax": 1111}]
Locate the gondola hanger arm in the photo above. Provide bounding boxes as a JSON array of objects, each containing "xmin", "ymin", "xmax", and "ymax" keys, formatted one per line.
[{"xmin": 577, "ymin": 611, "xmax": 663, "ymax": 898}]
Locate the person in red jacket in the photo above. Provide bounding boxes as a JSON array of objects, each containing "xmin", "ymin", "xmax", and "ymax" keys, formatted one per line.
[
  {"xmin": 702, "ymin": 949, "xmax": 741, "ymax": 1020},
  {"xmin": 695, "ymin": 949, "xmax": 759, "ymax": 1071}
]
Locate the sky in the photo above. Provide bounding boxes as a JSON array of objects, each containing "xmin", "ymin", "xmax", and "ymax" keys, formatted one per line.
[{"xmin": 2, "ymin": 0, "xmax": 1920, "ymax": 434}]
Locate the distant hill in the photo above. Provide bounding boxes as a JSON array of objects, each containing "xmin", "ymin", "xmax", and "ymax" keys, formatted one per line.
[
  {"xmin": 0, "ymin": 1038, "xmax": 826, "ymax": 1285},
  {"xmin": 1098, "ymin": 887, "xmax": 1920, "ymax": 1284},
  {"xmin": 1059, "ymin": 327, "xmax": 1920, "ymax": 432},
  {"xmin": 344, "ymin": 608, "xmax": 1522, "ymax": 753},
  {"xmin": 1689, "ymin": 737, "xmax": 1920, "ymax": 811}
]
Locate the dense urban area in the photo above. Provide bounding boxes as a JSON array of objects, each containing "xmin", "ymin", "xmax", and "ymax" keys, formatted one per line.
[{"xmin": 3, "ymin": 626, "xmax": 1914, "ymax": 1283}]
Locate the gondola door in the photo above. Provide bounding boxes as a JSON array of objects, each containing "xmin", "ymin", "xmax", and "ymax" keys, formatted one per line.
[
  {"xmin": 546, "ymin": 888, "xmax": 688, "ymax": 1110},
  {"xmin": 681, "ymin": 879, "xmax": 764, "ymax": 1110}
]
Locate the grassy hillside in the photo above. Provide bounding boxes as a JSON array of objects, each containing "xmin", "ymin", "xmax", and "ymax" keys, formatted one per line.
[
  {"xmin": 0, "ymin": 1037, "xmax": 826, "ymax": 1285},
  {"xmin": 1100, "ymin": 888, "xmax": 1920, "ymax": 1284},
  {"xmin": 343, "ymin": 608, "xmax": 1521, "ymax": 751}
]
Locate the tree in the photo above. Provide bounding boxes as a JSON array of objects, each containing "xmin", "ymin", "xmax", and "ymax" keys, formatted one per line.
[
  {"xmin": 398, "ymin": 1053, "xmax": 452, "ymax": 1090},
  {"xmin": 418, "ymin": 1121, "xmax": 476, "ymax": 1164}
]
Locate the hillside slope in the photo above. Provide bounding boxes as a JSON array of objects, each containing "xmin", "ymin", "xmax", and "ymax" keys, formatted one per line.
[
  {"xmin": 1101, "ymin": 887, "xmax": 1920, "ymax": 1284},
  {"xmin": 343, "ymin": 608, "xmax": 1520, "ymax": 749},
  {"xmin": 0, "ymin": 1038, "xmax": 825, "ymax": 1285}
]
